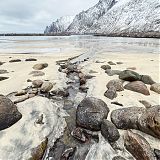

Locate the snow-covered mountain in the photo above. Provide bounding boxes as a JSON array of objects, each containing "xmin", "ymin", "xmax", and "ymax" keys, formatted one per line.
[
  {"xmin": 45, "ymin": 0, "xmax": 160, "ymax": 37},
  {"xmin": 44, "ymin": 16, "xmax": 74, "ymax": 34}
]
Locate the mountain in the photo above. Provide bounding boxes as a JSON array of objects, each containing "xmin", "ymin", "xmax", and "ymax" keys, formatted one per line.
[{"xmin": 44, "ymin": 16, "xmax": 74, "ymax": 34}]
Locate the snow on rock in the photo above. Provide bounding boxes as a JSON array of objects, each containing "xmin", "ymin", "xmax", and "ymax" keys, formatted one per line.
[
  {"xmin": 44, "ymin": 16, "xmax": 75, "ymax": 33},
  {"xmin": 0, "ymin": 96, "xmax": 67, "ymax": 160}
]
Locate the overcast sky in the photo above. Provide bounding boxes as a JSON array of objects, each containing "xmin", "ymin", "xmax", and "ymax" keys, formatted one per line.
[{"xmin": 0, "ymin": 0, "xmax": 97, "ymax": 33}]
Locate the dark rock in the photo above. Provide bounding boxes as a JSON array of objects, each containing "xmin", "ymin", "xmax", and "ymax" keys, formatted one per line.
[
  {"xmin": 80, "ymin": 77, "xmax": 86, "ymax": 86},
  {"xmin": 105, "ymin": 69, "xmax": 121, "ymax": 76},
  {"xmin": 104, "ymin": 86, "xmax": 117, "ymax": 100},
  {"xmin": 124, "ymin": 81, "xmax": 150, "ymax": 95},
  {"xmin": 0, "ymin": 70, "xmax": 8, "ymax": 74},
  {"xmin": 27, "ymin": 79, "xmax": 32, "ymax": 82},
  {"xmin": 154, "ymin": 149, "xmax": 160, "ymax": 160},
  {"xmin": 111, "ymin": 107, "xmax": 145, "ymax": 129},
  {"xmin": 140, "ymin": 75, "xmax": 155, "ymax": 85},
  {"xmin": 119, "ymin": 70, "xmax": 141, "ymax": 81},
  {"xmin": 32, "ymin": 79, "xmax": 43, "ymax": 88},
  {"xmin": 116, "ymin": 62, "xmax": 123, "ymax": 65},
  {"xmin": 29, "ymin": 71, "xmax": 45, "ymax": 76},
  {"xmin": 101, "ymin": 119, "xmax": 120, "ymax": 142},
  {"xmin": 71, "ymin": 127, "xmax": 87, "ymax": 143},
  {"xmin": 112, "ymin": 156, "xmax": 126, "ymax": 160},
  {"xmin": 106, "ymin": 79, "xmax": 124, "ymax": 91},
  {"xmin": 51, "ymin": 89, "xmax": 69, "ymax": 97},
  {"xmin": 25, "ymin": 58, "xmax": 37, "ymax": 61},
  {"xmin": 0, "ymin": 76, "xmax": 9, "ymax": 81},
  {"xmin": 124, "ymin": 130, "xmax": 156, "ymax": 160},
  {"xmin": 0, "ymin": 61, "xmax": 5, "ymax": 65},
  {"xmin": 76, "ymin": 97, "xmax": 109, "ymax": 131},
  {"xmin": 108, "ymin": 61, "xmax": 116, "ymax": 65},
  {"xmin": 127, "ymin": 67, "xmax": 136, "ymax": 70},
  {"xmin": 41, "ymin": 82, "xmax": 53, "ymax": 92},
  {"xmin": 150, "ymin": 83, "xmax": 160, "ymax": 94},
  {"xmin": 9, "ymin": 59, "xmax": 21, "ymax": 63},
  {"xmin": 30, "ymin": 138, "xmax": 48, "ymax": 160},
  {"xmin": 111, "ymin": 101, "xmax": 123, "ymax": 106},
  {"xmin": 0, "ymin": 95, "xmax": 22, "ymax": 130},
  {"xmin": 33, "ymin": 63, "xmax": 48, "ymax": 70},
  {"xmin": 139, "ymin": 100, "xmax": 152, "ymax": 109},
  {"xmin": 101, "ymin": 65, "xmax": 111, "ymax": 70}
]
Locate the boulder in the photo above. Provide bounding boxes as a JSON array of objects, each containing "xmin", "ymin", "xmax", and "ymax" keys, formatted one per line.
[
  {"xmin": 32, "ymin": 80, "xmax": 43, "ymax": 88},
  {"xmin": 101, "ymin": 119, "xmax": 120, "ymax": 142},
  {"xmin": 101, "ymin": 65, "xmax": 111, "ymax": 70},
  {"xmin": 106, "ymin": 79, "xmax": 124, "ymax": 91},
  {"xmin": 124, "ymin": 81, "xmax": 150, "ymax": 95},
  {"xmin": 0, "ymin": 95, "xmax": 22, "ymax": 130},
  {"xmin": 119, "ymin": 70, "xmax": 141, "ymax": 81},
  {"xmin": 124, "ymin": 130, "xmax": 156, "ymax": 160},
  {"xmin": 116, "ymin": 62, "xmax": 123, "ymax": 65},
  {"xmin": 104, "ymin": 86, "xmax": 117, "ymax": 100},
  {"xmin": 41, "ymin": 82, "xmax": 53, "ymax": 92},
  {"xmin": 150, "ymin": 83, "xmax": 160, "ymax": 94},
  {"xmin": 33, "ymin": 63, "xmax": 48, "ymax": 70},
  {"xmin": 140, "ymin": 75, "xmax": 155, "ymax": 85},
  {"xmin": 76, "ymin": 97, "xmax": 109, "ymax": 131}
]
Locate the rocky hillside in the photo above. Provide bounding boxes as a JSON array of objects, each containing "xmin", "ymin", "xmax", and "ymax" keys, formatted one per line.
[{"xmin": 44, "ymin": 16, "xmax": 74, "ymax": 34}]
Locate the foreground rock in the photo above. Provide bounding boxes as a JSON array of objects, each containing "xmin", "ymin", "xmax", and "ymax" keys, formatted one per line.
[
  {"xmin": 124, "ymin": 81, "xmax": 150, "ymax": 95},
  {"xmin": 150, "ymin": 83, "xmax": 160, "ymax": 94},
  {"xmin": 76, "ymin": 97, "xmax": 109, "ymax": 131},
  {"xmin": 104, "ymin": 86, "xmax": 117, "ymax": 100},
  {"xmin": 111, "ymin": 106, "xmax": 160, "ymax": 138},
  {"xmin": 101, "ymin": 119, "xmax": 120, "ymax": 142},
  {"xmin": 0, "ymin": 61, "xmax": 4, "ymax": 66},
  {"xmin": 33, "ymin": 63, "xmax": 48, "ymax": 70},
  {"xmin": 0, "ymin": 95, "xmax": 22, "ymax": 130},
  {"xmin": 119, "ymin": 70, "xmax": 141, "ymax": 81},
  {"xmin": 124, "ymin": 130, "xmax": 156, "ymax": 160}
]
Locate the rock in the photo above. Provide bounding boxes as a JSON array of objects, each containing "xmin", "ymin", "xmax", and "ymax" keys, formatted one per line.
[
  {"xmin": 154, "ymin": 149, "xmax": 160, "ymax": 160},
  {"xmin": 15, "ymin": 90, "xmax": 27, "ymax": 96},
  {"xmin": 33, "ymin": 63, "xmax": 48, "ymax": 70},
  {"xmin": 124, "ymin": 130, "xmax": 156, "ymax": 160},
  {"xmin": 139, "ymin": 100, "xmax": 152, "ymax": 109},
  {"xmin": 35, "ymin": 114, "xmax": 44, "ymax": 124},
  {"xmin": 140, "ymin": 75, "xmax": 155, "ymax": 85},
  {"xmin": 104, "ymin": 86, "xmax": 117, "ymax": 100},
  {"xmin": 27, "ymin": 79, "xmax": 32, "ymax": 82},
  {"xmin": 76, "ymin": 97, "xmax": 109, "ymax": 131},
  {"xmin": 111, "ymin": 107, "xmax": 145, "ymax": 129},
  {"xmin": 0, "ymin": 95, "xmax": 22, "ymax": 130},
  {"xmin": 67, "ymin": 64, "xmax": 77, "ymax": 73},
  {"xmin": 150, "ymin": 83, "xmax": 160, "ymax": 94},
  {"xmin": 119, "ymin": 70, "xmax": 141, "ymax": 81},
  {"xmin": 89, "ymin": 70, "xmax": 98, "ymax": 74},
  {"xmin": 71, "ymin": 127, "xmax": 87, "ymax": 143},
  {"xmin": 41, "ymin": 82, "xmax": 53, "ymax": 92},
  {"xmin": 29, "ymin": 71, "xmax": 45, "ymax": 76},
  {"xmin": 101, "ymin": 65, "xmax": 111, "ymax": 70},
  {"xmin": 116, "ymin": 62, "xmax": 123, "ymax": 65},
  {"xmin": 108, "ymin": 61, "xmax": 116, "ymax": 65},
  {"xmin": 138, "ymin": 105, "xmax": 160, "ymax": 139},
  {"xmin": 101, "ymin": 119, "xmax": 120, "ymax": 142},
  {"xmin": 30, "ymin": 138, "xmax": 48, "ymax": 160},
  {"xmin": 111, "ymin": 101, "xmax": 123, "ymax": 107},
  {"xmin": 51, "ymin": 89, "xmax": 69, "ymax": 97},
  {"xmin": 124, "ymin": 81, "xmax": 150, "ymax": 95},
  {"xmin": 14, "ymin": 95, "xmax": 29, "ymax": 104},
  {"xmin": 0, "ymin": 76, "xmax": 9, "ymax": 81},
  {"xmin": 105, "ymin": 69, "xmax": 121, "ymax": 76},
  {"xmin": 0, "ymin": 61, "xmax": 5, "ymax": 65},
  {"xmin": 0, "ymin": 70, "xmax": 8, "ymax": 74},
  {"xmin": 32, "ymin": 79, "xmax": 43, "ymax": 88},
  {"xmin": 25, "ymin": 58, "xmax": 37, "ymax": 61},
  {"xmin": 9, "ymin": 59, "xmax": 21, "ymax": 63},
  {"xmin": 127, "ymin": 67, "xmax": 136, "ymax": 70},
  {"xmin": 106, "ymin": 79, "xmax": 124, "ymax": 91},
  {"xmin": 80, "ymin": 77, "xmax": 86, "ymax": 86},
  {"xmin": 112, "ymin": 156, "xmax": 126, "ymax": 160},
  {"xmin": 96, "ymin": 60, "xmax": 105, "ymax": 63}
]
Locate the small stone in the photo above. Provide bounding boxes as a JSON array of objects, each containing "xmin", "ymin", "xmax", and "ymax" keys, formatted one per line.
[
  {"xmin": 108, "ymin": 61, "xmax": 116, "ymax": 65},
  {"xmin": 104, "ymin": 86, "xmax": 117, "ymax": 100},
  {"xmin": 124, "ymin": 81, "xmax": 150, "ymax": 95},
  {"xmin": 35, "ymin": 114, "xmax": 44, "ymax": 124},
  {"xmin": 0, "ymin": 70, "xmax": 8, "ymax": 74},
  {"xmin": 140, "ymin": 75, "xmax": 155, "ymax": 85},
  {"xmin": 127, "ymin": 67, "xmax": 136, "ymax": 70},
  {"xmin": 15, "ymin": 90, "xmax": 27, "ymax": 96},
  {"xmin": 0, "ymin": 77, "xmax": 9, "ymax": 81},
  {"xmin": 32, "ymin": 80, "xmax": 43, "ymax": 88},
  {"xmin": 41, "ymin": 82, "xmax": 53, "ymax": 92},
  {"xmin": 101, "ymin": 119, "xmax": 120, "ymax": 142},
  {"xmin": 9, "ymin": 59, "xmax": 21, "ymax": 63},
  {"xmin": 33, "ymin": 63, "xmax": 48, "ymax": 70},
  {"xmin": 25, "ymin": 58, "xmax": 37, "ymax": 61},
  {"xmin": 111, "ymin": 101, "xmax": 123, "ymax": 107},
  {"xmin": 106, "ymin": 79, "xmax": 124, "ymax": 91},
  {"xmin": 89, "ymin": 70, "xmax": 98, "ymax": 74},
  {"xmin": 0, "ymin": 61, "xmax": 5, "ymax": 65},
  {"xmin": 150, "ymin": 83, "xmax": 160, "ymax": 94},
  {"xmin": 14, "ymin": 95, "xmax": 29, "ymax": 104},
  {"xmin": 101, "ymin": 65, "xmax": 111, "ymax": 70},
  {"xmin": 105, "ymin": 69, "xmax": 121, "ymax": 76},
  {"xmin": 29, "ymin": 71, "xmax": 45, "ymax": 76}
]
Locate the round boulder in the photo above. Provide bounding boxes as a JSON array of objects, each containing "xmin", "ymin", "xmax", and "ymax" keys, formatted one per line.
[
  {"xmin": 41, "ymin": 82, "xmax": 53, "ymax": 92},
  {"xmin": 33, "ymin": 63, "xmax": 48, "ymax": 70},
  {"xmin": 150, "ymin": 83, "xmax": 160, "ymax": 94},
  {"xmin": 32, "ymin": 80, "xmax": 43, "ymax": 88},
  {"xmin": 0, "ymin": 95, "xmax": 22, "ymax": 131},
  {"xmin": 76, "ymin": 97, "xmax": 109, "ymax": 131}
]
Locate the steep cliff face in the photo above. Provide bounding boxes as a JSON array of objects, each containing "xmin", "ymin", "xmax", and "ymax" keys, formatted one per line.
[
  {"xmin": 67, "ymin": 0, "xmax": 160, "ymax": 35},
  {"xmin": 44, "ymin": 16, "xmax": 74, "ymax": 34},
  {"xmin": 67, "ymin": 0, "xmax": 117, "ymax": 33}
]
